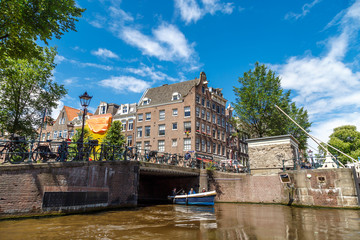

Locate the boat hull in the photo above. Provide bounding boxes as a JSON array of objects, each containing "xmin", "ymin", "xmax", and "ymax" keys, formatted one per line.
[{"xmin": 173, "ymin": 191, "xmax": 216, "ymax": 206}]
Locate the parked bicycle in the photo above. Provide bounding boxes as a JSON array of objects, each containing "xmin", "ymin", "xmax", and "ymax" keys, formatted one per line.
[
  {"xmin": 0, "ymin": 136, "xmax": 28, "ymax": 164},
  {"xmin": 31, "ymin": 140, "xmax": 57, "ymax": 162}
]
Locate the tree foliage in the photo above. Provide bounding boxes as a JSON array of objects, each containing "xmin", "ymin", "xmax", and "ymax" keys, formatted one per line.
[
  {"xmin": 233, "ymin": 62, "xmax": 311, "ymax": 150},
  {"xmin": 0, "ymin": 0, "xmax": 85, "ymax": 60},
  {"xmin": 327, "ymin": 125, "xmax": 360, "ymax": 164},
  {"xmin": 0, "ymin": 48, "xmax": 67, "ymax": 137},
  {"xmin": 103, "ymin": 121, "xmax": 126, "ymax": 147}
]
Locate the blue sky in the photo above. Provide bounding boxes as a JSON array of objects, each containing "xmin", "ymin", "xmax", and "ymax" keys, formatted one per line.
[{"xmin": 51, "ymin": 0, "xmax": 360, "ymax": 150}]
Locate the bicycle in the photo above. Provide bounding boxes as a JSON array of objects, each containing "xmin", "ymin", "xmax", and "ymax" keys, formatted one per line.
[
  {"xmin": 31, "ymin": 140, "xmax": 57, "ymax": 162},
  {"xmin": 1, "ymin": 136, "xmax": 28, "ymax": 164}
]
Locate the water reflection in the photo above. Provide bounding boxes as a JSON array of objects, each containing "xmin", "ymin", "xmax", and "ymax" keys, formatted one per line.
[{"xmin": 1, "ymin": 204, "xmax": 360, "ymax": 240}]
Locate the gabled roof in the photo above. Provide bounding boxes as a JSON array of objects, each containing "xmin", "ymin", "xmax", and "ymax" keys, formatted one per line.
[
  {"xmin": 64, "ymin": 106, "xmax": 92, "ymax": 121},
  {"xmin": 139, "ymin": 79, "xmax": 199, "ymax": 107}
]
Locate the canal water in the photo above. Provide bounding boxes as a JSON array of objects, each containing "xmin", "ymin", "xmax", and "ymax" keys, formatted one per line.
[{"xmin": 1, "ymin": 203, "xmax": 360, "ymax": 240}]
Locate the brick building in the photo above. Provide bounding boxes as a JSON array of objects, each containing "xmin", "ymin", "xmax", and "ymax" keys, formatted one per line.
[
  {"xmin": 135, "ymin": 72, "xmax": 242, "ymax": 163},
  {"xmin": 113, "ymin": 103, "xmax": 137, "ymax": 146}
]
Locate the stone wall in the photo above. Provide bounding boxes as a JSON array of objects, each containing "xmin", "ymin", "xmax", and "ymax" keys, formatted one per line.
[
  {"xmin": 284, "ymin": 168, "xmax": 359, "ymax": 207},
  {"xmin": 208, "ymin": 171, "xmax": 287, "ymax": 204},
  {"xmin": 249, "ymin": 143, "xmax": 296, "ymax": 172},
  {"xmin": 0, "ymin": 161, "xmax": 139, "ymax": 218}
]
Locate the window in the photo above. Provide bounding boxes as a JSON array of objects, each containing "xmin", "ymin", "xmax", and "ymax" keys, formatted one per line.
[
  {"xmin": 138, "ymin": 114, "xmax": 143, "ymax": 122},
  {"xmin": 222, "ymin": 107, "xmax": 225, "ymax": 115},
  {"xmin": 222, "ymin": 146, "xmax": 225, "ymax": 156},
  {"xmin": 196, "ymin": 107, "xmax": 200, "ymax": 117},
  {"xmin": 123, "ymin": 106, "xmax": 128, "ymax": 113},
  {"xmin": 222, "ymin": 118, "xmax": 225, "ymax": 127},
  {"xmin": 196, "ymin": 138, "xmax": 200, "ymax": 151},
  {"xmin": 53, "ymin": 131, "xmax": 57, "ymax": 139},
  {"xmin": 201, "ymin": 109, "xmax": 205, "ymax": 119},
  {"xmin": 137, "ymin": 127, "xmax": 142, "ymax": 138},
  {"xmin": 158, "ymin": 140, "xmax": 165, "ymax": 152},
  {"xmin": 63, "ymin": 130, "xmax": 67, "ymax": 139},
  {"xmin": 121, "ymin": 121, "xmax": 126, "ymax": 131},
  {"xmin": 100, "ymin": 105, "xmax": 107, "ymax": 114},
  {"xmin": 172, "ymin": 92, "xmax": 180, "ymax": 100},
  {"xmin": 159, "ymin": 110, "xmax": 165, "ymax": 120},
  {"xmin": 201, "ymin": 123, "xmax": 205, "ymax": 133},
  {"xmin": 136, "ymin": 142, "xmax": 141, "ymax": 150},
  {"xmin": 184, "ymin": 138, "xmax": 191, "ymax": 151},
  {"xmin": 212, "ymin": 103, "xmax": 216, "ymax": 111},
  {"xmin": 172, "ymin": 122, "xmax": 178, "ymax": 130},
  {"xmin": 127, "ymin": 136, "xmax": 133, "ymax": 146},
  {"xmin": 196, "ymin": 121, "xmax": 200, "ymax": 131},
  {"xmin": 207, "ymin": 141, "xmax": 211, "ymax": 153},
  {"xmin": 202, "ymin": 139, "xmax": 206, "ymax": 152},
  {"xmin": 217, "ymin": 105, "xmax": 220, "ymax": 113},
  {"xmin": 128, "ymin": 119, "xmax": 133, "ymax": 130},
  {"xmin": 213, "ymin": 128, "xmax": 216, "ymax": 138},
  {"xmin": 143, "ymin": 98, "xmax": 150, "ymax": 105},
  {"xmin": 201, "ymin": 98, "xmax": 205, "ymax": 106},
  {"xmin": 60, "ymin": 112, "xmax": 65, "ymax": 125},
  {"xmin": 159, "ymin": 124, "xmax": 165, "ymax": 136},
  {"xmin": 184, "ymin": 122, "xmax": 191, "ymax": 132},
  {"xmin": 213, "ymin": 143, "xmax": 216, "ymax": 154},
  {"xmin": 42, "ymin": 133, "xmax": 45, "ymax": 141},
  {"xmin": 196, "ymin": 95, "xmax": 200, "ymax": 103},
  {"xmin": 202, "ymin": 86, "xmax": 205, "ymax": 93},
  {"xmin": 206, "ymin": 125, "xmax": 210, "ymax": 135},
  {"xmin": 212, "ymin": 114, "xmax": 216, "ymax": 123},
  {"xmin": 69, "ymin": 131, "xmax": 74, "ymax": 138},
  {"xmin": 218, "ymin": 144, "xmax": 221, "ymax": 155},
  {"xmin": 172, "ymin": 139, "xmax": 177, "ymax": 147},
  {"xmin": 206, "ymin": 111, "xmax": 210, "ymax": 121},
  {"xmin": 58, "ymin": 130, "xmax": 62, "ymax": 138},
  {"xmin": 146, "ymin": 112, "xmax": 151, "ymax": 121},
  {"xmin": 206, "ymin": 100, "xmax": 210, "ymax": 108},
  {"xmin": 217, "ymin": 116, "xmax": 221, "ymax": 125},
  {"xmin": 172, "ymin": 109, "xmax": 178, "ymax": 116},
  {"xmin": 144, "ymin": 141, "xmax": 150, "ymax": 150},
  {"xmin": 217, "ymin": 130, "xmax": 220, "ymax": 139},
  {"xmin": 184, "ymin": 106, "xmax": 191, "ymax": 117},
  {"xmin": 222, "ymin": 131, "xmax": 225, "ymax": 141},
  {"xmin": 145, "ymin": 126, "xmax": 151, "ymax": 137}
]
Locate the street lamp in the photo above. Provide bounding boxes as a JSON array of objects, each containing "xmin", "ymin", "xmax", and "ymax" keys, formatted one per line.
[{"xmin": 78, "ymin": 91, "xmax": 92, "ymax": 160}]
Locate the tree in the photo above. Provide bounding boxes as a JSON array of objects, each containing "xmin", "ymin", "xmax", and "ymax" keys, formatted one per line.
[
  {"xmin": 0, "ymin": 47, "xmax": 67, "ymax": 137},
  {"xmin": 0, "ymin": 0, "xmax": 85, "ymax": 61},
  {"xmin": 233, "ymin": 62, "xmax": 311, "ymax": 150},
  {"xmin": 103, "ymin": 121, "xmax": 126, "ymax": 147},
  {"xmin": 327, "ymin": 125, "xmax": 360, "ymax": 164}
]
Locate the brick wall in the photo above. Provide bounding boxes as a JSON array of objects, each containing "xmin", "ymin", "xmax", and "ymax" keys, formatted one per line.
[
  {"xmin": 285, "ymin": 168, "xmax": 359, "ymax": 207},
  {"xmin": 0, "ymin": 161, "xmax": 139, "ymax": 218},
  {"xmin": 208, "ymin": 171, "xmax": 287, "ymax": 204}
]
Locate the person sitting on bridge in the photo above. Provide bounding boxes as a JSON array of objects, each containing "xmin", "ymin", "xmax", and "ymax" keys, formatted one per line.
[{"xmin": 188, "ymin": 188, "xmax": 196, "ymax": 194}]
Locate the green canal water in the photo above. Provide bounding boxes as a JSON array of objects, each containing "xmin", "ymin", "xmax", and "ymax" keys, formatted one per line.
[{"xmin": 1, "ymin": 203, "xmax": 360, "ymax": 239}]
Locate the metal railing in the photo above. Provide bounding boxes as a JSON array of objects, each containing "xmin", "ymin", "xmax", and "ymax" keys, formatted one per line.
[{"xmin": 0, "ymin": 138, "xmax": 249, "ymax": 172}]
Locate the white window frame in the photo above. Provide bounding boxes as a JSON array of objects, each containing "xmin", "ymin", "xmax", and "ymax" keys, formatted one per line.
[
  {"xmin": 158, "ymin": 140, "xmax": 165, "ymax": 152},
  {"xmin": 184, "ymin": 138, "xmax": 191, "ymax": 151}
]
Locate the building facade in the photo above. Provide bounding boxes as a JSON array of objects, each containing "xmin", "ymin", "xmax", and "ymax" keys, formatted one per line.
[{"xmin": 134, "ymin": 72, "xmax": 243, "ymax": 163}]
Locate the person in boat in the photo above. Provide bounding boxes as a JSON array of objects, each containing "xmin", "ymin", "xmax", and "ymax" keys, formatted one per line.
[
  {"xmin": 188, "ymin": 188, "xmax": 196, "ymax": 194},
  {"xmin": 202, "ymin": 188, "xmax": 206, "ymax": 192},
  {"xmin": 171, "ymin": 188, "xmax": 177, "ymax": 196}
]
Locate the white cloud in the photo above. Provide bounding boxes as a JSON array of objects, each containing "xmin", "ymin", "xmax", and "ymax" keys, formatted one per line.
[
  {"xmin": 91, "ymin": 48, "xmax": 119, "ymax": 59},
  {"xmin": 55, "ymin": 55, "xmax": 66, "ymax": 64},
  {"xmin": 99, "ymin": 76, "xmax": 151, "ymax": 93},
  {"xmin": 125, "ymin": 64, "xmax": 178, "ymax": 82},
  {"xmin": 51, "ymin": 100, "xmax": 64, "ymax": 120},
  {"xmin": 285, "ymin": 0, "xmax": 321, "ymax": 20},
  {"xmin": 121, "ymin": 23, "xmax": 195, "ymax": 62},
  {"xmin": 175, "ymin": 0, "xmax": 235, "ymax": 24},
  {"xmin": 273, "ymin": 0, "xmax": 360, "ymax": 145}
]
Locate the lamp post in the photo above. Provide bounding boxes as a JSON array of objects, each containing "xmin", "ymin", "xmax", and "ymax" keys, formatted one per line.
[{"xmin": 78, "ymin": 91, "xmax": 92, "ymax": 160}]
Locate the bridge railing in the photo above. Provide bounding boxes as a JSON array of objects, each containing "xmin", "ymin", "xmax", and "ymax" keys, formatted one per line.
[{"xmin": 0, "ymin": 138, "xmax": 245, "ymax": 172}]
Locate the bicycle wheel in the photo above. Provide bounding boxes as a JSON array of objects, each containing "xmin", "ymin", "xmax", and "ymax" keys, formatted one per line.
[
  {"xmin": 8, "ymin": 147, "xmax": 27, "ymax": 164},
  {"xmin": 31, "ymin": 148, "xmax": 41, "ymax": 162}
]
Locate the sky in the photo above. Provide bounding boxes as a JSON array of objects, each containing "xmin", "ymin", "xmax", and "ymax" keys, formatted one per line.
[{"xmin": 51, "ymin": 0, "xmax": 360, "ymax": 152}]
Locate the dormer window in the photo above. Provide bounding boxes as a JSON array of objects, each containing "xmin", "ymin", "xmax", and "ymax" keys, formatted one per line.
[
  {"xmin": 143, "ymin": 98, "xmax": 151, "ymax": 105},
  {"xmin": 122, "ymin": 106, "xmax": 128, "ymax": 114},
  {"xmin": 172, "ymin": 92, "xmax": 181, "ymax": 101},
  {"xmin": 100, "ymin": 103, "xmax": 107, "ymax": 114}
]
